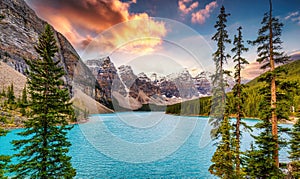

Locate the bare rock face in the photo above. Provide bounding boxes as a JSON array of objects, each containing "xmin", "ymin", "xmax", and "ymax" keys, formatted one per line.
[
  {"xmin": 118, "ymin": 65, "xmax": 138, "ymax": 89},
  {"xmin": 86, "ymin": 58, "xmax": 213, "ymax": 108},
  {"xmin": 193, "ymin": 72, "xmax": 211, "ymax": 96},
  {"xmin": 0, "ymin": 0, "xmax": 111, "ymax": 109},
  {"xmin": 164, "ymin": 70, "xmax": 199, "ymax": 98},
  {"xmin": 118, "ymin": 65, "xmax": 160, "ymax": 103},
  {"xmin": 86, "ymin": 57, "xmax": 126, "ymax": 107},
  {"xmin": 158, "ymin": 78, "xmax": 180, "ymax": 98}
]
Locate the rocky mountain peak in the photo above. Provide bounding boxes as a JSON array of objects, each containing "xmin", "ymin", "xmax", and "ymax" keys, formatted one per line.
[
  {"xmin": 0, "ymin": 0, "xmax": 112, "ymax": 110},
  {"xmin": 137, "ymin": 72, "xmax": 151, "ymax": 82},
  {"xmin": 118, "ymin": 65, "xmax": 137, "ymax": 89},
  {"xmin": 86, "ymin": 57, "xmax": 126, "ymax": 105}
]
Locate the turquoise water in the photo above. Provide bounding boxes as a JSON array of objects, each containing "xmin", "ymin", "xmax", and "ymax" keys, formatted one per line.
[{"xmin": 0, "ymin": 112, "xmax": 292, "ymax": 178}]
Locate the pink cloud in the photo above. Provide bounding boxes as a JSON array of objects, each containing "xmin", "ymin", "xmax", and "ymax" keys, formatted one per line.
[
  {"xmin": 241, "ymin": 61, "xmax": 265, "ymax": 80},
  {"xmin": 178, "ymin": 0, "xmax": 199, "ymax": 15},
  {"xmin": 26, "ymin": 0, "xmax": 166, "ymax": 53},
  {"xmin": 191, "ymin": 1, "xmax": 218, "ymax": 24}
]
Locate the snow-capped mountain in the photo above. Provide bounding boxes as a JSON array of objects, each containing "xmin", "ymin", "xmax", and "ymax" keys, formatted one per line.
[{"xmin": 85, "ymin": 57, "xmax": 215, "ymax": 109}]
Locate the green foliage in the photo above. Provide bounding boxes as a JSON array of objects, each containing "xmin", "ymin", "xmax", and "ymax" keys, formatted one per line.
[
  {"xmin": 209, "ymin": 116, "xmax": 235, "ymax": 178},
  {"xmin": 166, "ymin": 59, "xmax": 300, "ymax": 119},
  {"xmin": 242, "ymin": 87, "xmax": 263, "ymax": 117},
  {"xmin": 231, "ymin": 26, "xmax": 249, "ymax": 178},
  {"xmin": 0, "ymin": 88, "xmax": 5, "ymax": 97},
  {"xmin": 248, "ymin": 7, "xmax": 289, "ymax": 69},
  {"xmin": 7, "ymin": 83, "xmax": 15, "ymax": 105},
  {"xmin": 0, "ymin": 128, "xmax": 10, "ymax": 178},
  {"xmin": 248, "ymin": 0, "xmax": 290, "ymax": 167},
  {"xmin": 289, "ymin": 108, "xmax": 300, "ymax": 178},
  {"xmin": 10, "ymin": 24, "xmax": 76, "ymax": 178},
  {"xmin": 21, "ymin": 85, "xmax": 28, "ymax": 105},
  {"xmin": 210, "ymin": 5, "xmax": 231, "ymax": 133},
  {"xmin": 243, "ymin": 59, "xmax": 300, "ymax": 118},
  {"xmin": 243, "ymin": 78, "xmax": 289, "ymax": 178},
  {"xmin": 0, "ymin": 14, "xmax": 4, "ymax": 21},
  {"xmin": 166, "ymin": 96, "xmax": 211, "ymax": 116},
  {"xmin": 19, "ymin": 86, "xmax": 28, "ymax": 116},
  {"xmin": 244, "ymin": 121, "xmax": 284, "ymax": 178},
  {"xmin": 208, "ymin": 6, "xmax": 237, "ymax": 178},
  {"xmin": 210, "ymin": 4, "xmax": 231, "ymax": 118}
]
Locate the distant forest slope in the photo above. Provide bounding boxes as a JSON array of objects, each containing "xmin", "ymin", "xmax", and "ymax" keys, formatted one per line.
[{"xmin": 166, "ymin": 59, "xmax": 300, "ymax": 119}]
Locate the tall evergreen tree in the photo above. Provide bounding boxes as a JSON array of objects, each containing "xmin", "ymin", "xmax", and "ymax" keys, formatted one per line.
[
  {"xmin": 244, "ymin": 86, "xmax": 284, "ymax": 178},
  {"xmin": 231, "ymin": 26, "xmax": 249, "ymax": 177},
  {"xmin": 209, "ymin": 5, "xmax": 231, "ymax": 134},
  {"xmin": 209, "ymin": 114, "xmax": 235, "ymax": 178},
  {"xmin": 289, "ymin": 105, "xmax": 300, "ymax": 178},
  {"xmin": 244, "ymin": 70, "xmax": 291, "ymax": 178},
  {"xmin": 209, "ymin": 6, "xmax": 234, "ymax": 178},
  {"xmin": 7, "ymin": 83, "xmax": 15, "ymax": 104},
  {"xmin": 21, "ymin": 85, "xmax": 28, "ymax": 105},
  {"xmin": 19, "ymin": 85, "xmax": 28, "ymax": 116},
  {"xmin": 248, "ymin": 0, "xmax": 289, "ymax": 167},
  {"xmin": 10, "ymin": 24, "xmax": 76, "ymax": 178},
  {"xmin": 0, "ymin": 128, "xmax": 10, "ymax": 179}
]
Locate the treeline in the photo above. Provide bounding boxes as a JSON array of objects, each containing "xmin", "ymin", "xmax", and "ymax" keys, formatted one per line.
[
  {"xmin": 166, "ymin": 96, "xmax": 211, "ymax": 116},
  {"xmin": 166, "ymin": 65, "xmax": 300, "ymax": 119},
  {"xmin": 0, "ymin": 83, "xmax": 29, "ymax": 127}
]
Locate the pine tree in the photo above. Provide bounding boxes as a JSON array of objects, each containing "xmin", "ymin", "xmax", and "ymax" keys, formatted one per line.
[
  {"xmin": 209, "ymin": 6, "xmax": 234, "ymax": 178},
  {"xmin": 244, "ymin": 70, "xmax": 292, "ymax": 178},
  {"xmin": 10, "ymin": 24, "xmax": 76, "ymax": 178},
  {"xmin": 209, "ymin": 5, "xmax": 231, "ymax": 134},
  {"xmin": 19, "ymin": 86, "xmax": 28, "ymax": 116},
  {"xmin": 7, "ymin": 83, "xmax": 15, "ymax": 104},
  {"xmin": 1, "ymin": 87, "xmax": 5, "ymax": 97},
  {"xmin": 248, "ymin": 0, "xmax": 289, "ymax": 167},
  {"xmin": 21, "ymin": 85, "xmax": 28, "ymax": 105},
  {"xmin": 231, "ymin": 26, "xmax": 249, "ymax": 177},
  {"xmin": 244, "ymin": 89, "xmax": 284, "ymax": 178},
  {"xmin": 289, "ymin": 105, "xmax": 300, "ymax": 178},
  {"xmin": 0, "ymin": 128, "xmax": 10, "ymax": 178},
  {"xmin": 209, "ymin": 115, "xmax": 235, "ymax": 178}
]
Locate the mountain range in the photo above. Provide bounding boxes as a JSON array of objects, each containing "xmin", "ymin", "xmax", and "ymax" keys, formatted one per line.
[
  {"xmin": 0, "ymin": 0, "xmax": 215, "ymax": 113},
  {"xmin": 0, "ymin": 0, "xmax": 298, "ymax": 116},
  {"xmin": 86, "ymin": 57, "xmax": 215, "ymax": 110}
]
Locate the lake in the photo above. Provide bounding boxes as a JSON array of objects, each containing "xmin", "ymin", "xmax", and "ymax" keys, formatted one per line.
[{"xmin": 0, "ymin": 112, "xmax": 292, "ymax": 178}]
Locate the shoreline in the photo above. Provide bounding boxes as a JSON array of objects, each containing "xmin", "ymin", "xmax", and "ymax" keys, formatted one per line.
[
  {"xmin": 1, "ymin": 118, "xmax": 89, "ymax": 130},
  {"xmin": 2, "ymin": 112, "xmax": 297, "ymax": 130},
  {"xmin": 165, "ymin": 112, "xmax": 298, "ymax": 125}
]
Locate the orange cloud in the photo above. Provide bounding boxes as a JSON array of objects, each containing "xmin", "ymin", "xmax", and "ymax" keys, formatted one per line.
[
  {"xmin": 26, "ymin": 0, "xmax": 167, "ymax": 54},
  {"xmin": 191, "ymin": 1, "xmax": 218, "ymax": 24},
  {"xmin": 84, "ymin": 17, "xmax": 167, "ymax": 57},
  {"xmin": 178, "ymin": 0, "xmax": 199, "ymax": 15}
]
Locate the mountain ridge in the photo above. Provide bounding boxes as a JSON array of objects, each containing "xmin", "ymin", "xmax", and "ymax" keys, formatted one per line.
[{"xmin": 0, "ymin": 0, "xmax": 113, "ymax": 116}]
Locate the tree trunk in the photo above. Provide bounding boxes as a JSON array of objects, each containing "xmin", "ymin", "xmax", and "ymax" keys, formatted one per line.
[
  {"xmin": 236, "ymin": 60, "xmax": 241, "ymax": 176},
  {"xmin": 269, "ymin": 0, "xmax": 279, "ymax": 168}
]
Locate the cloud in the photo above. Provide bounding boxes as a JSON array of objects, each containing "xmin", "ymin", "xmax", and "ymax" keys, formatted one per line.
[
  {"xmin": 285, "ymin": 11, "xmax": 299, "ymax": 20},
  {"xmin": 191, "ymin": 1, "xmax": 218, "ymax": 24},
  {"xmin": 26, "ymin": 0, "xmax": 167, "ymax": 54},
  {"xmin": 178, "ymin": 0, "xmax": 199, "ymax": 15},
  {"xmin": 86, "ymin": 18, "xmax": 167, "ymax": 57},
  {"xmin": 241, "ymin": 61, "xmax": 265, "ymax": 80},
  {"xmin": 291, "ymin": 16, "xmax": 300, "ymax": 25},
  {"xmin": 285, "ymin": 11, "xmax": 300, "ymax": 25},
  {"xmin": 290, "ymin": 50, "xmax": 300, "ymax": 60}
]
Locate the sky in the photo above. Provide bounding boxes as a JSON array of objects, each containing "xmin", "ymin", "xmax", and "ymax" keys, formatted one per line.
[{"xmin": 25, "ymin": 0, "xmax": 300, "ymax": 80}]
